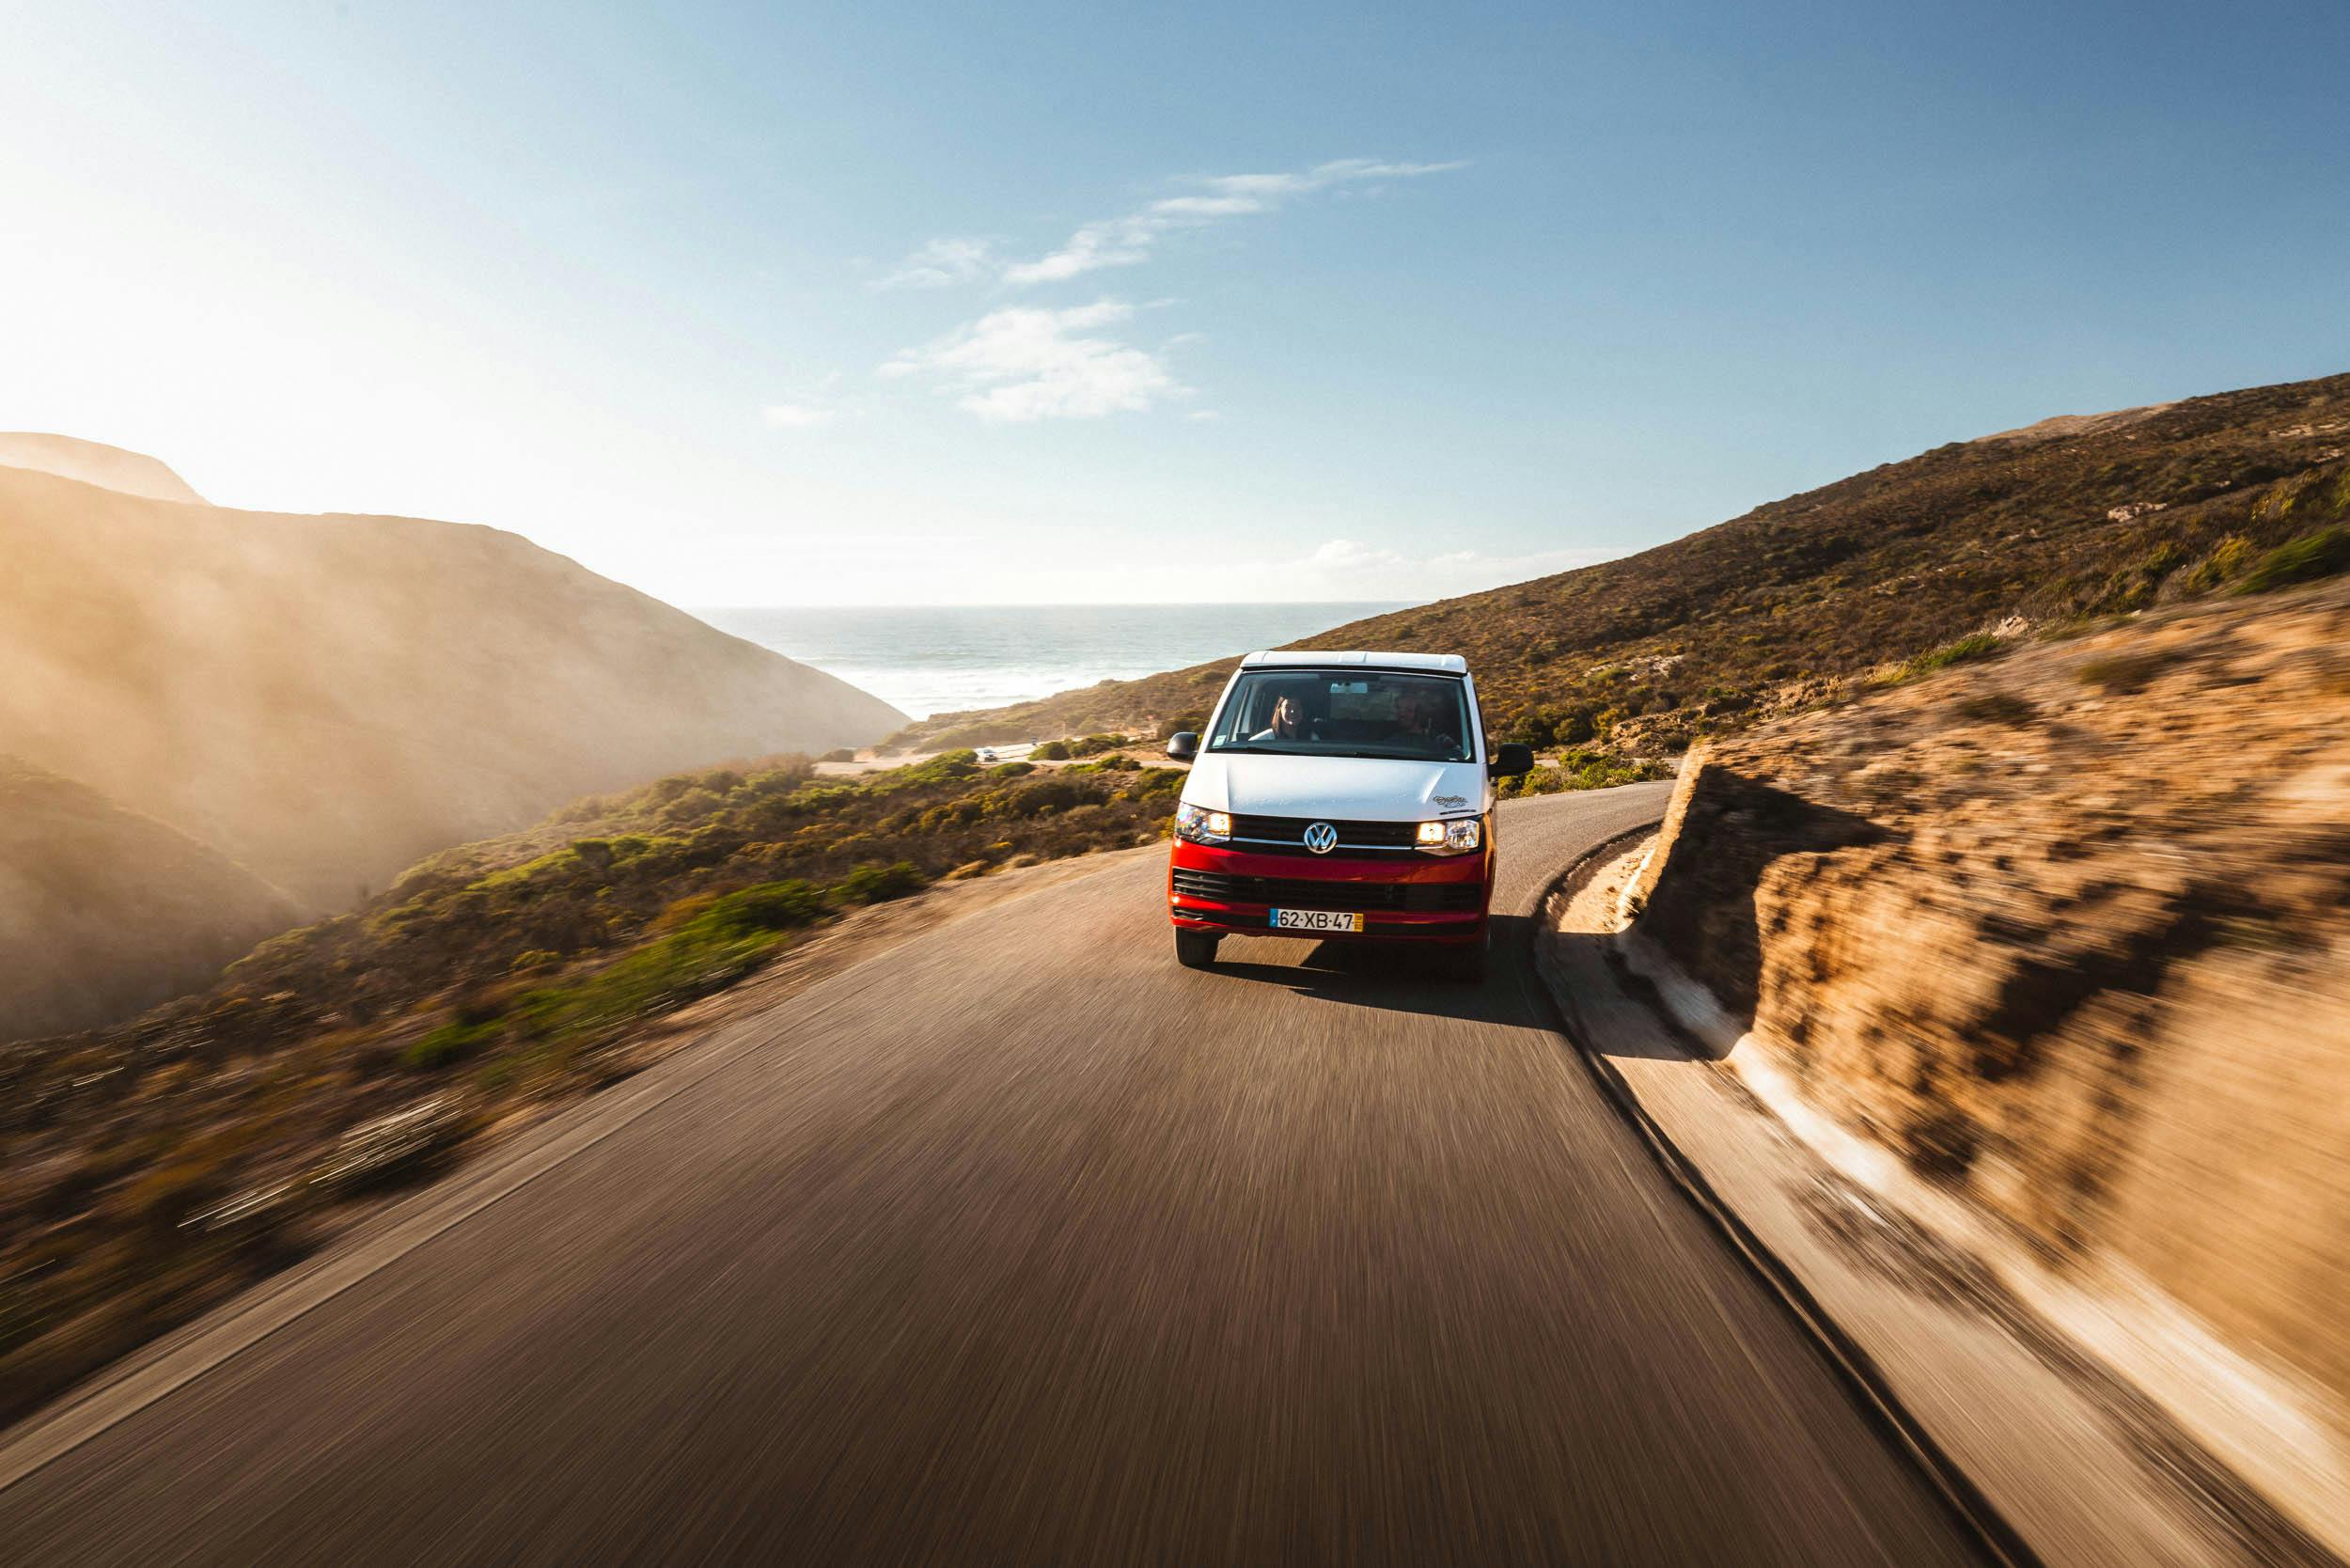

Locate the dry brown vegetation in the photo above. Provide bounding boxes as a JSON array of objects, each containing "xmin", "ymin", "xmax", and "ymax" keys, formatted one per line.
[
  {"xmin": 1632, "ymin": 573, "xmax": 2350, "ymax": 1420},
  {"xmin": 890, "ymin": 372, "xmax": 2350, "ymax": 759}
]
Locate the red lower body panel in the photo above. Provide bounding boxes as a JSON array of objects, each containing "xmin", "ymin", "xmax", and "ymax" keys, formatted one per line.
[{"xmin": 1167, "ymin": 839, "xmax": 1491, "ymax": 945}]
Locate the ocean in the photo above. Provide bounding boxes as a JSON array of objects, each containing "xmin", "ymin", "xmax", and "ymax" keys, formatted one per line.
[{"xmin": 697, "ymin": 603, "xmax": 1414, "ymax": 721}]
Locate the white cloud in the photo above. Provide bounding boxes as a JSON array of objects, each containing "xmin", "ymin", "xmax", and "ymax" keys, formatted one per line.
[
  {"xmin": 881, "ymin": 300, "xmax": 1187, "ymax": 422},
  {"xmin": 999, "ymin": 156, "xmax": 1463, "ymax": 286},
  {"xmin": 1186, "ymin": 409, "xmax": 1222, "ymax": 422},
  {"xmin": 1233, "ymin": 537, "xmax": 1621, "ymax": 600},
  {"xmin": 874, "ymin": 158, "xmax": 1460, "ymax": 422},
  {"xmin": 1001, "ymin": 219, "xmax": 1156, "ymax": 285},
  {"xmin": 1148, "ymin": 195, "xmax": 1267, "ymax": 217},
  {"xmin": 760, "ymin": 402, "xmax": 835, "ymax": 429},
  {"xmin": 872, "ymin": 236, "xmax": 996, "ymax": 290}
]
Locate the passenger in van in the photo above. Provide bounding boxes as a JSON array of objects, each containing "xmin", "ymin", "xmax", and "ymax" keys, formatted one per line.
[
  {"xmin": 1250, "ymin": 693, "xmax": 1313, "ymax": 743},
  {"xmin": 1389, "ymin": 687, "xmax": 1460, "ymax": 753}
]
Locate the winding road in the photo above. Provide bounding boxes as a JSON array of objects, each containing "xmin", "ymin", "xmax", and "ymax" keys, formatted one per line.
[{"xmin": 0, "ymin": 783, "xmax": 1982, "ymax": 1565}]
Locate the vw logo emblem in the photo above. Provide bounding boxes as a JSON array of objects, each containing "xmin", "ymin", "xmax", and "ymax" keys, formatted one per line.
[{"xmin": 1302, "ymin": 822, "xmax": 1340, "ymax": 855}]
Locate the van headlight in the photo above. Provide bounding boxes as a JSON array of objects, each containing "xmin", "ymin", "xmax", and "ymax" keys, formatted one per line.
[
  {"xmin": 1416, "ymin": 817, "xmax": 1481, "ymax": 854},
  {"xmin": 1176, "ymin": 803, "xmax": 1233, "ymax": 843}
]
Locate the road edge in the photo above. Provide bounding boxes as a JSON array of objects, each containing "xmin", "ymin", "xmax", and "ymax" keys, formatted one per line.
[{"xmin": 1527, "ymin": 825, "xmax": 2043, "ymax": 1568}]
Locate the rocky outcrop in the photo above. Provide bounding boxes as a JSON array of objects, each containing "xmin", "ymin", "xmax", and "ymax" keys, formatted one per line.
[{"xmin": 1631, "ymin": 576, "xmax": 2350, "ymax": 1420}]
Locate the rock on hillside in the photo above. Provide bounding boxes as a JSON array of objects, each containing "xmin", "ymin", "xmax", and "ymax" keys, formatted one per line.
[
  {"xmin": 1, "ymin": 756, "xmax": 299, "ymax": 1039},
  {"xmin": 1628, "ymin": 573, "xmax": 2350, "ymax": 1436},
  {"xmin": 0, "ymin": 431, "xmax": 207, "ymax": 504},
  {"xmin": 0, "ymin": 462, "xmax": 906, "ymax": 910},
  {"xmin": 888, "ymin": 369, "xmax": 2350, "ymax": 752}
]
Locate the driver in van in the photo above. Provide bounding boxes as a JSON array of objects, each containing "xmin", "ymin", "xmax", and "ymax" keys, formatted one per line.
[{"xmin": 1390, "ymin": 686, "xmax": 1460, "ymax": 752}]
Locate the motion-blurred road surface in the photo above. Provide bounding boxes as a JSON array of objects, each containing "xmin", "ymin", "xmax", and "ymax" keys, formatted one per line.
[{"xmin": 0, "ymin": 782, "xmax": 1981, "ymax": 1565}]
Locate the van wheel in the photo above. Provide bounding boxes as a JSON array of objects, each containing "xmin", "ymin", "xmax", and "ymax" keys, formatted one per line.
[
  {"xmin": 1174, "ymin": 930, "xmax": 1222, "ymax": 969},
  {"xmin": 1439, "ymin": 931, "xmax": 1489, "ymax": 982}
]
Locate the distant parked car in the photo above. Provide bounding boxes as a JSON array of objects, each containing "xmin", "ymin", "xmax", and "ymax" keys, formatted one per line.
[
  {"xmin": 976, "ymin": 747, "xmax": 996, "ymax": 763},
  {"xmin": 1164, "ymin": 650, "xmax": 1532, "ymax": 980}
]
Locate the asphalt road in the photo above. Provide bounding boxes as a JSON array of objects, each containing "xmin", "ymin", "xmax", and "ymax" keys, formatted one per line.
[{"xmin": 0, "ymin": 783, "xmax": 1982, "ymax": 1566}]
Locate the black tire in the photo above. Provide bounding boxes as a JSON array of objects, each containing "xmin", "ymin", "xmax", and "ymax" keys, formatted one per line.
[
  {"xmin": 1439, "ymin": 930, "xmax": 1490, "ymax": 982},
  {"xmin": 1174, "ymin": 930, "xmax": 1221, "ymax": 969}
]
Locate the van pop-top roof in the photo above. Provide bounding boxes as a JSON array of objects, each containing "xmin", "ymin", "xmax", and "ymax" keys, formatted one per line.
[{"xmin": 1237, "ymin": 650, "xmax": 1468, "ymax": 674}]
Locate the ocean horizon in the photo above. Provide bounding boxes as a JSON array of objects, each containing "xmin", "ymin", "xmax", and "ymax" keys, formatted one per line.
[{"xmin": 697, "ymin": 602, "xmax": 1416, "ymax": 722}]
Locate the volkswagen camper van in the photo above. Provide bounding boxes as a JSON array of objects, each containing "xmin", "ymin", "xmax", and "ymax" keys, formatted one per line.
[{"xmin": 1163, "ymin": 651, "xmax": 1532, "ymax": 980}]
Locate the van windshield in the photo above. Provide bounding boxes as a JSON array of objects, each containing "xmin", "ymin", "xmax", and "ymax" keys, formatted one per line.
[{"xmin": 1206, "ymin": 670, "xmax": 1474, "ymax": 763}]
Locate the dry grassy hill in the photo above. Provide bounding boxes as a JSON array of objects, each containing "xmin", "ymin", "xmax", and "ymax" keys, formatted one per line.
[
  {"xmin": 0, "ymin": 461, "xmax": 906, "ymax": 912},
  {"xmin": 0, "ymin": 756, "xmax": 298, "ymax": 1039},
  {"xmin": 891, "ymin": 371, "xmax": 2350, "ymax": 753}
]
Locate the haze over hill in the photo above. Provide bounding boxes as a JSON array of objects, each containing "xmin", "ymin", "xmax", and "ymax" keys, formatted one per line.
[
  {"xmin": 0, "ymin": 458, "xmax": 906, "ymax": 914},
  {"xmin": 0, "ymin": 432, "xmax": 207, "ymax": 505},
  {"xmin": 893, "ymin": 371, "xmax": 2350, "ymax": 753},
  {"xmin": 0, "ymin": 755, "xmax": 299, "ymax": 1040}
]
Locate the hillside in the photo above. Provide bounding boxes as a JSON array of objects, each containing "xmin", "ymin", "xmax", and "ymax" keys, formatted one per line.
[
  {"xmin": 1624, "ymin": 571, "xmax": 2350, "ymax": 1517},
  {"xmin": 890, "ymin": 371, "xmax": 2350, "ymax": 752},
  {"xmin": 0, "ymin": 462, "xmax": 906, "ymax": 910},
  {"xmin": 0, "ymin": 756, "xmax": 299, "ymax": 1039},
  {"xmin": 0, "ymin": 432, "xmax": 206, "ymax": 503}
]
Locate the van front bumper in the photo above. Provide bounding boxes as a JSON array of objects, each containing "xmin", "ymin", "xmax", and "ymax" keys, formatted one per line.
[{"xmin": 1167, "ymin": 839, "xmax": 1492, "ymax": 944}]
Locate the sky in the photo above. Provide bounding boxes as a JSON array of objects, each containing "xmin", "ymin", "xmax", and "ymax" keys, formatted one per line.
[{"xmin": 2, "ymin": 1, "xmax": 2345, "ymax": 606}]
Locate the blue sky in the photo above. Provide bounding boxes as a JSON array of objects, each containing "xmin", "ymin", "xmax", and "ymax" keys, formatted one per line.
[{"xmin": 3, "ymin": 1, "xmax": 2344, "ymax": 604}]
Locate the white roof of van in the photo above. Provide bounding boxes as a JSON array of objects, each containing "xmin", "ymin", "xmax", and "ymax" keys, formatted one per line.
[{"xmin": 1238, "ymin": 650, "xmax": 1468, "ymax": 673}]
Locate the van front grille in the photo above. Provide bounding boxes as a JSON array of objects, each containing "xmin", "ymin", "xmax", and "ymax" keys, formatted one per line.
[
  {"xmin": 1171, "ymin": 869, "xmax": 1481, "ymax": 913},
  {"xmin": 1222, "ymin": 814, "xmax": 1426, "ymax": 856}
]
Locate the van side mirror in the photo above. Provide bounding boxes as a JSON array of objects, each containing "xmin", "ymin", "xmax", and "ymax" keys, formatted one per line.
[
  {"xmin": 1166, "ymin": 732, "xmax": 1198, "ymax": 762},
  {"xmin": 1490, "ymin": 743, "xmax": 1534, "ymax": 777}
]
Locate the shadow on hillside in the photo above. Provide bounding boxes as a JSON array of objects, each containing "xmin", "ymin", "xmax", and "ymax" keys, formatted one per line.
[
  {"xmin": 1201, "ymin": 915, "xmax": 1547, "ymax": 1026},
  {"xmin": 1634, "ymin": 773, "xmax": 1892, "ymax": 1031}
]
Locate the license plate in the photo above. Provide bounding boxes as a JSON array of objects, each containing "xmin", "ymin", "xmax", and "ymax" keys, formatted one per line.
[{"xmin": 1272, "ymin": 909, "xmax": 1365, "ymax": 933}]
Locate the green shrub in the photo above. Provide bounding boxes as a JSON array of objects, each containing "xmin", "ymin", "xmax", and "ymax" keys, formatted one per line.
[
  {"xmin": 404, "ymin": 1015, "xmax": 502, "ymax": 1069},
  {"xmin": 1905, "ymin": 634, "xmax": 2002, "ymax": 677},
  {"xmin": 1508, "ymin": 751, "xmax": 1669, "ymax": 795},
  {"xmin": 702, "ymin": 880, "xmax": 828, "ymax": 934},
  {"xmin": 1068, "ymin": 732, "xmax": 1132, "ymax": 757},
  {"xmin": 819, "ymin": 747, "xmax": 856, "ymax": 762},
  {"xmin": 1500, "ymin": 712, "xmax": 1555, "ymax": 747},
  {"xmin": 1031, "ymin": 740, "xmax": 1072, "ymax": 760},
  {"xmin": 990, "ymin": 760, "xmax": 1036, "ymax": 777},
  {"xmin": 2098, "ymin": 540, "xmax": 2190, "ymax": 611},
  {"xmin": 2234, "ymin": 526, "xmax": 2350, "ymax": 595},
  {"xmin": 2180, "ymin": 534, "xmax": 2252, "ymax": 595},
  {"xmin": 831, "ymin": 861, "xmax": 927, "ymax": 905}
]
